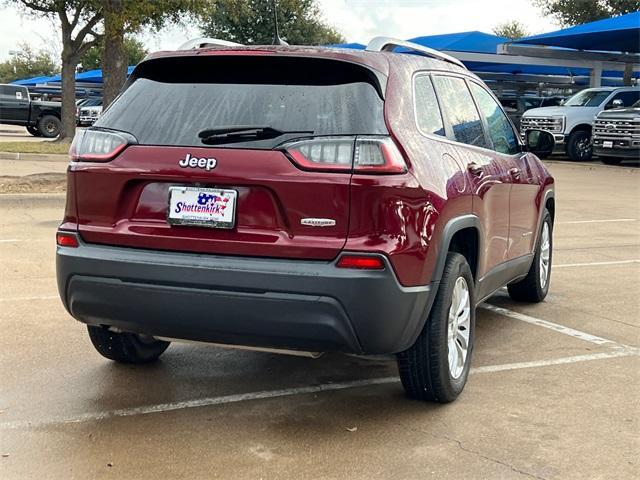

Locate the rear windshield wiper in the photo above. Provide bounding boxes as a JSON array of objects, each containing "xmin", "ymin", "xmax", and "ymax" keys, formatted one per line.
[{"xmin": 198, "ymin": 126, "xmax": 313, "ymax": 145}]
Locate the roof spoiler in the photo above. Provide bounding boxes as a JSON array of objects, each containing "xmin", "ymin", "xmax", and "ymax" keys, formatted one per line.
[
  {"xmin": 366, "ymin": 36, "xmax": 466, "ymax": 69},
  {"xmin": 177, "ymin": 37, "xmax": 244, "ymax": 50}
]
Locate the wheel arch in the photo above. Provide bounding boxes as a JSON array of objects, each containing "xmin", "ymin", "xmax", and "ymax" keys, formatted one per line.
[
  {"xmin": 431, "ymin": 215, "xmax": 482, "ymax": 284},
  {"xmin": 568, "ymin": 123, "xmax": 592, "ymax": 136},
  {"xmin": 37, "ymin": 110, "xmax": 62, "ymax": 121}
]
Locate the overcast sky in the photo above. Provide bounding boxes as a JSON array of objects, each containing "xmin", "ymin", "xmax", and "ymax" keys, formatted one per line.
[{"xmin": 0, "ymin": 0, "xmax": 558, "ymax": 62}]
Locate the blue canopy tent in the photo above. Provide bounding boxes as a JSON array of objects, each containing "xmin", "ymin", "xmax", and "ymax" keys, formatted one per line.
[
  {"xmin": 408, "ymin": 31, "xmax": 507, "ymax": 54},
  {"xmin": 324, "ymin": 42, "xmax": 365, "ymax": 50},
  {"xmin": 74, "ymin": 66, "xmax": 136, "ymax": 83},
  {"xmin": 12, "ymin": 74, "xmax": 61, "ymax": 86},
  {"xmin": 12, "ymin": 66, "xmax": 136, "ymax": 86},
  {"xmin": 516, "ymin": 11, "xmax": 640, "ymax": 53},
  {"xmin": 377, "ymin": 31, "xmax": 636, "ymax": 81}
]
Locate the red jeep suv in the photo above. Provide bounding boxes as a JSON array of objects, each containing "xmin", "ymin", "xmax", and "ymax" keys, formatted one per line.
[{"xmin": 56, "ymin": 38, "xmax": 555, "ymax": 403}]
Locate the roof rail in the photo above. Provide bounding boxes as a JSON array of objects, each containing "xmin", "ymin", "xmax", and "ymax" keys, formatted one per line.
[
  {"xmin": 366, "ymin": 36, "xmax": 466, "ymax": 69},
  {"xmin": 177, "ymin": 37, "xmax": 243, "ymax": 50}
]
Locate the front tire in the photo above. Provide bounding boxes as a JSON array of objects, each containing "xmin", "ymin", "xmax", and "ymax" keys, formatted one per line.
[
  {"xmin": 567, "ymin": 130, "xmax": 593, "ymax": 162},
  {"xmin": 87, "ymin": 325, "xmax": 170, "ymax": 364},
  {"xmin": 397, "ymin": 252, "xmax": 475, "ymax": 403},
  {"xmin": 508, "ymin": 209, "xmax": 553, "ymax": 302}
]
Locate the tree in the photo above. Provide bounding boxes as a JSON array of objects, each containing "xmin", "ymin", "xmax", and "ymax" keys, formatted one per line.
[
  {"xmin": 198, "ymin": 0, "xmax": 345, "ymax": 46},
  {"xmin": 0, "ymin": 43, "xmax": 58, "ymax": 83},
  {"xmin": 493, "ymin": 20, "xmax": 529, "ymax": 40},
  {"xmin": 100, "ymin": 0, "xmax": 206, "ymax": 108},
  {"xmin": 533, "ymin": 0, "xmax": 640, "ymax": 27},
  {"xmin": 79, "ymin": 36, "xmax": 147, "ymax": 71},
  {"xmin": 14, "ymin": 0, "xmax": 103, "ymax": 141}
]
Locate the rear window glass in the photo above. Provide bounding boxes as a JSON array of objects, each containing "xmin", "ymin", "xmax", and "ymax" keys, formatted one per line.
[{"xmin": 96, "ymin": 56, "xmax": 387, "ymax": 148}]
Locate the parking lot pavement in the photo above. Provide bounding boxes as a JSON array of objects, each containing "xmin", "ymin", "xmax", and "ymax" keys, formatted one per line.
[
  {"xmin": 1, "ymin": 162, "xmax": 638, "ymax": 480},
  {"xmin": 0, "ymin": 125, "xmax": 41, "ymax": 143}
]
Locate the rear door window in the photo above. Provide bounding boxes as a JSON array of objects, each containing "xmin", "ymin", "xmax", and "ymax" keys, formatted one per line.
[
  {"xmin": 432, "ymin": 75, "xmax": 487, "ymax": 148},
  {"xmin": 96, "ymin": 56, "xmax": 387, "ymax": 149}
]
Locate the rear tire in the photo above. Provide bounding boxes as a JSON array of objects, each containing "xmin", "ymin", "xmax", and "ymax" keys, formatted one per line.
[
  {"xmin": 508, "ymin": 209, "xmax": 552, "ymax": 303},
  {"xmin": 567, "ymin": 130, "xmax": 592, "ymax": 162},
  {"xmin": 87, "ymin": 325, "xmax": 170, "ymax": 364},
  {"xmin": 26, "ymin": 126, "xmax": 42, "ymax": 137},
  {"xmin": 600, "ymin": 157, "xmax": 623, "ymax": 166},
  {"xmin": 397, "ymin": 252, "xmax": 475, "ymax": 403},
  {"xmin": 37, "ymin": 114, "xmax": 62, "ymax": 138}
]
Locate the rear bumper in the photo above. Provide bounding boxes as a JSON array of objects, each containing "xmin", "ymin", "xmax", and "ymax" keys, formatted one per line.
[{"xmin": 56, "ymin": 239, "xmax": 434, "ymax": 355}]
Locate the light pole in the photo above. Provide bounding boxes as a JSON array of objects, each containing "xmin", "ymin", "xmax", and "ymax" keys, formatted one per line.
[{"xmin": 8, "ymin": 50, "xmax": 18, "ymax": 74}]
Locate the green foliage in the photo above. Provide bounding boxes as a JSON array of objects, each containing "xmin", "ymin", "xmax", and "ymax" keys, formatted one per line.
[
  {"xmin": 108, "ymin": 0, "xmax": 207, "ymax": 32},
  {"xmin": 492, "ymin": 20, "xmax": 529, "ymax": 40},
  {"xmin": 533, "ymin": 0, "xmax": 640, "ymax": 26},
  {"xmin": 198, "ymin": 0, "xmax": 345, "ymax": 45},
  {"xmin": 79, "ymin": 36, "xmax": 147, "ymax": 71},
  {"xmin": 0, "ymin": 43, "xmax": 58, "ymax": 83}
]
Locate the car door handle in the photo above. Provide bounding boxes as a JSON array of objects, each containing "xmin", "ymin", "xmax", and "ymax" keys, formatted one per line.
[
  {"xmin": 467, "ymin": 163, "xmax": 483, "ymax": 176},
  {"xmin": 509, "ymin": 167, "xmax": 521, "ymax": 179}
]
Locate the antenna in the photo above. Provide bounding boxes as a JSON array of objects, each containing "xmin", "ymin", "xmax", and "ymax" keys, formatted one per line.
[{"xmin": 272, "ymin": 0, "xmax": 288, "ymax": 46}]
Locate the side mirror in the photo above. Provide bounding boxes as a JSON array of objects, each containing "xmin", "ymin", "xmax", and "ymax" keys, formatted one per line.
[
  {"xmin": 606, "ymin": 98, "xmax": 624, "ymax": 109},
  {"xmin": 559, "ymin": 99, "xmax": 565, "ymax": 105},
  {"xmin": 525, "ymin": 130, "xmax": 555, "ymax": 158}
]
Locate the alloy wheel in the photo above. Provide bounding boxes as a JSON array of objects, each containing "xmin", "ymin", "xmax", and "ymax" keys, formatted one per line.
[
  {"xmin": 539, "ymin": 222, "xmax": 551, "ymax": 290},
  {"xmin": 447, "ymin": 276, "xmax": 471, "ymax": 379}
]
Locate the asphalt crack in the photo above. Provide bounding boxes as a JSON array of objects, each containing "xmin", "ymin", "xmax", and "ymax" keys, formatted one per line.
[{"xmin": 437, "ymin": 433, "xmax": 548, "ymax": 480}]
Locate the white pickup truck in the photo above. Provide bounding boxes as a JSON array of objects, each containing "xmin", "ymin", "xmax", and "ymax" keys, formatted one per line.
[{"xmin": 520, "ymin": 86, "xmax": 640, "ymax": 161}]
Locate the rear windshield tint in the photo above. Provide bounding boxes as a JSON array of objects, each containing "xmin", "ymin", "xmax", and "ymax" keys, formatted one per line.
[{"xmin": 96, "ymin": 56, "xmax": 387, "ymax": 148}]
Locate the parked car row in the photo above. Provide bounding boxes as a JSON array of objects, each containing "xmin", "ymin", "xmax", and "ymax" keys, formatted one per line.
[
  {"xmin": 75, "ymin": 97, "xmax": 103, "ymax": 126},
  {"xmin": 500, "ymin": 96, "xmax": 565, "ymax": 130},
  {"xmin": 520, "ymin": 86, "xmax": 640, "ymax": 163}
]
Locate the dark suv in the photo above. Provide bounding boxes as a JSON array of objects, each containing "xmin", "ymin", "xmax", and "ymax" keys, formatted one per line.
[{"xmin": 56, "ymin": 38, "xmax": 555, "ymax": 403}]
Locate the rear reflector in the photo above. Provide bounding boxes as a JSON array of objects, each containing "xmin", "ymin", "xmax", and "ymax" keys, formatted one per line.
[
  {"xmin": 281, "ymin": 136, "xmax": 406, "ymax": 174},
  {"xmin": 56, "ymin": 232, "xmax": 79, "ymax": 248},
  {"xmin": 336, "ymin": 255, "xmax": 385, "ymax": 270},
  {"xmin": 70, "ymin": 128, "xmax": 136, "ymax": 162}
]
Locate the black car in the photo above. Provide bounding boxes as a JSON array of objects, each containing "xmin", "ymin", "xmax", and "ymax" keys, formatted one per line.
[{"xmin": 0, "ymin": 84, "xmax": 62, "ymax": 137}]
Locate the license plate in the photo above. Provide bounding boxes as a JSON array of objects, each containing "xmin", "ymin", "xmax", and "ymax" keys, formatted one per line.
[
  {"xmin": 603, "ymin": 141, "xmax": 613, "ymax": 148},
  {"xmin": 167, "ymin": 186, "xmax": 237, "ymax": 229}
]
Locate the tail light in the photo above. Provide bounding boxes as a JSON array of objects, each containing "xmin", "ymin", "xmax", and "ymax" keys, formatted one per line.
[
  {"xmin": 281, "ymin": 136, "xmax": 406, "ymax": 174},
  {"xmin": 336, "ymin": 255, "xmax": 385, "ymax": 270},
  {"xmin": 70, "ymin": 128, "xmax": 136, "ymax": 162},
  {"xmin": 56, "ymin": 231, "xmax": 79, "ymax": 248}
]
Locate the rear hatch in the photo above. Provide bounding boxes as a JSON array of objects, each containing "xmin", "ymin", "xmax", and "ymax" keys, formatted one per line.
[{"xmin": 70, "ymin": 54, "xmax": 389, "ymax": 260}]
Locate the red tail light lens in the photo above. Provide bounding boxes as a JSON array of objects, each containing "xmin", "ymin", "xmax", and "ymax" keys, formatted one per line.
[
  {"xmin": 281, "ymin": 136, "xmax": 406, "ymax": 174},
  {"xmin": 70, "ymin": 129, "xmax": 135, "ymax": 162},
  {"xmin": 56, "ymin": 231, "xmax": 79, "ymax": 248},
  {"xmin": 354, "ymin": 136, "xmax": 406, "ymax": 173},
  {"xmin": 336, "ymin": 255, "xmax": 385, "ymax": 270}
]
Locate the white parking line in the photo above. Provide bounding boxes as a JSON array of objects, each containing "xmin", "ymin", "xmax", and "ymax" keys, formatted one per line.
[
  {"xmin": 0, "ymin": 295, "xmax": 58, "ymax": 302},
  {"xmin": 1, "ymin": 348, "xmax": 636, "ymax": 430},
  {"xmin": 480, "ymin": 303, "xmax": 623, "ymax": 347},
  {"xmin": 0, "ymin": 239, "xmax": 21, "ymax": 243},
  {"xmin": 554, "ymin": 259, "xmax": 640, "ymax": 268},
  {"xmin": 558, "ymin": 218, "xmax": 637, "ymax": 224}
]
